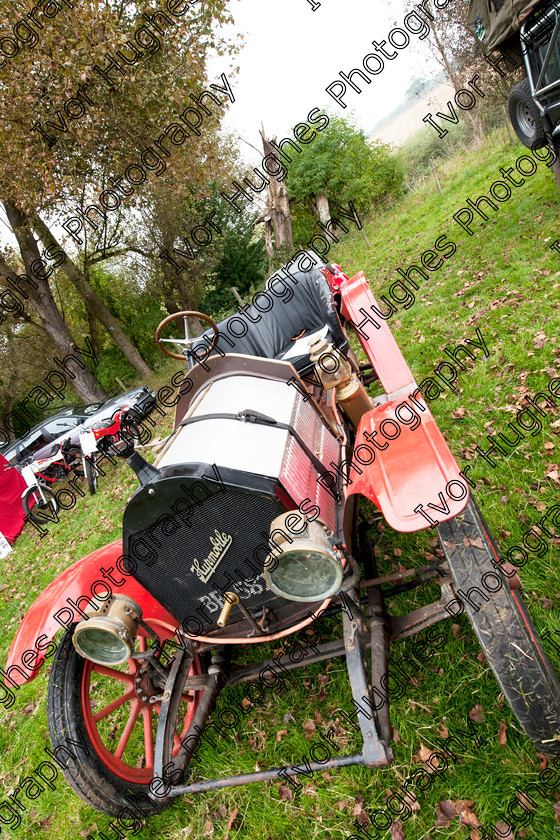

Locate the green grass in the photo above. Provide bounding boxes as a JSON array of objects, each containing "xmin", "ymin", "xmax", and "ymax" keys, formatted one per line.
[{"xmin": 1, "ymin": 128, "xmax": 560, "ymax": 840}]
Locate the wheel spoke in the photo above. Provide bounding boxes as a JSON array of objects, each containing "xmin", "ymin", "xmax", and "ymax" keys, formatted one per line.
[
  {"xmin": 93, "ymin": 688, "xmax": 136, "ymax": 723},
  {"xmin": 92, "ymin": 663, "xmax": 134, "ymax": 685},
  {"xmin": 114, "ymin": 700, "xmax": 141, "ymax": 760},
  {"xmin": 142, "ymin": 706, "xmax": 154, "ymax": 769}
]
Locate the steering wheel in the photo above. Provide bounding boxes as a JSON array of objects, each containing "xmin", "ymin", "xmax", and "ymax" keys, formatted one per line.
[{"xmin": 155, "ymin": 310, "xmax": 220, "ymax": 361}]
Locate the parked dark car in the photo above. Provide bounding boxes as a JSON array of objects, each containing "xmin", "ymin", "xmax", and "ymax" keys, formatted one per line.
[
  {"xmin": 0, "ymin": 408, "xmax": 96, "ymax": 466},
  {"xmin": 2, "ymin": 387, "xmax": 156, "ymax": 466}
]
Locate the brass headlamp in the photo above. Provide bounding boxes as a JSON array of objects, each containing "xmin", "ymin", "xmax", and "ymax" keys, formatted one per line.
[
  {"xmin": 72, "ymin": 593, "xmax": 142, "ymax": 666},
  {"xmin": 263, "ymin": 512, "xmax": 344, "ymax": 602}
]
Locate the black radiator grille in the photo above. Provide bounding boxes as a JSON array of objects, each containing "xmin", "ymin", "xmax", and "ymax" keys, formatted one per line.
[{"xmin": 126, "ymin": 486, "xmax": 283, "ymax": 626}]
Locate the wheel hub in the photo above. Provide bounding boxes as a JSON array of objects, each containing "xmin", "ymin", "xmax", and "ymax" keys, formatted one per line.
[
  {"xmin": 517, "ymin": 99, "xmax": 536, "ymax": 136},
  {"xmin": 133, "ymin": 663, "xmax": 160, "ymax": 704}
]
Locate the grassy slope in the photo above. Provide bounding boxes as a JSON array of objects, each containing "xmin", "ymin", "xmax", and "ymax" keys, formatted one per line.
[{"xmin": 1, "ymin": 129, "xmax": 560, "ymax": 840}]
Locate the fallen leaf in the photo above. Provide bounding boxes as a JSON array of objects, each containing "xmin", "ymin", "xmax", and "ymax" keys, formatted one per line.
[
  {"xmin": 477, "ymin": 651, "xmax": 487, "ymax": 665},
  {"xmin": 498, "ymin": 721, "xmax": 507, "ymax": 746},
  {"xmin": 545, "ymin": 441, "xmax": 555, "ymax": 451},
  {"xmin": 463, "ymin": 536, "xmax": 484, "ymax": 549},
  {"xmin": 459, "ymin": 806, "xmax": 481, "ymax": 827},
  {"xmin": 351, "ymin": 797, "xmax": 369, "ymax": 826},
  {"xmin": 313, "ymin": 709, "xmax": 322, "ymax": 724},
  {"xmin": 418, "ymin": 743, "xmax": 438, "ymax": 769},
  {"xmin": 451, "ymin": 623, "xmax": 462, "ymax": 639},
  {"xmin": 536, "ymin": 752, "xmax": 548, "ymax": 771},
  {"xmin": 494, "ymin": 821, "xmax": 515, "ymax": 839},
  {"xmin": 469, "ymin": 704, "xmax": 485, "ymax": 723},
  {"xmin": 501, "ymin": 562, "xmax": 522, "ymax": 589},
  {"xmin": 302, "ymin": 719, "xmax": 316, "ymax": 738},
  {"xmin": 224, "ymin": 808, "xmax": 239, "ymax": 839},
  {"xmin": 276, "ymin": 729, "xmax": 287, "ymax": 742},
  {"xmin": 471, "ymin": 829, "xmax": 481, "ymax": 840},
  {"xmin": 517, "ymin": 791, "xmax": 536, "ymax": 811},
  {"xmin": 452, "ymin": 406, "xmax": 466, "ymax": 419},
  {"xmin": 435, "ymin": 799, "xmax": 456, "ymax": 827},
  {"xmin": 389, "ymin": 819, "xmax": 405, "ymax": 839},
  {"xmin": 202, "ymin": 818, "xmax": 214, "ymax": 836},
  {"xmin": 437, "ymin": 724, "xmax": 449, "ymax": 738},
  {"xmin": 278, "ymin": 785, "xmax": 293, "ymax": 801},
  {"xmin": 554, "ymin": 802, "xmax": 560, "ymax": 821},
  {"xmin": 454, "ymin": 799, "xmax": 474, "ymax": 811}
]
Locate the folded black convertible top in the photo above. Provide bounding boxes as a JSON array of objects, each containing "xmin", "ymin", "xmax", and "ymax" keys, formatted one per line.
[{"xmin": 467, "ymin": 0, "xmax": 543, "ymax": 53}]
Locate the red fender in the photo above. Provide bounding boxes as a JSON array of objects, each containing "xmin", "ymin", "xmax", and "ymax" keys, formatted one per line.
[
  {"xmin": 332, "ymin": 269, "xmax": 468, "ymax": 531},
  {"xmin": 6, "ymin": 540, "xmax": 180, "ymax": 687},
  {"xmin": 347, "ymin": 396, "xmax": 469, "ymax": 532}
]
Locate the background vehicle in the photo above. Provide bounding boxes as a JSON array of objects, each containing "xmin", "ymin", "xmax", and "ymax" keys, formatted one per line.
[
  {"xmin": 15, "ymin": 444, "xmax": 71, "ymax": 524},
  {"xmin": 71, "ymin": 409, "xmax": 142, "ymax": 495},
  {"xmin": 1, "ymin": 409, "xmax": 92, "ymax": 466},
  {"xmin": 1, "ymin": 387, "xmax": 156, "ymax": 467},
  {"xmin": 468, "ymin": 0, "xmax": 560, "ymax": 149},
  {"xmin": 7, "ymin": 255, "xmax": 560, "ymax": 819}
]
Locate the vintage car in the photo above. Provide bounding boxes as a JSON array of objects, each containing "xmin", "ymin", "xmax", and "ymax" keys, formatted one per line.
[{"xmin": 6, "ymin": 253, "xmax": 560, "ymax": 818}]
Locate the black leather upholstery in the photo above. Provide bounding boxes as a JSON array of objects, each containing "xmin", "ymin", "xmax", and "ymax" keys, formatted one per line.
[{"xmin": 187, "ymin": 258, "xmax": 348, "ymax": 372}]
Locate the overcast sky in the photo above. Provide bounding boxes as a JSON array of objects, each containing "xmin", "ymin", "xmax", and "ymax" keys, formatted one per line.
[{"xmin": 211, "ymin": 0, "xmax": 440, "ymax": 160}]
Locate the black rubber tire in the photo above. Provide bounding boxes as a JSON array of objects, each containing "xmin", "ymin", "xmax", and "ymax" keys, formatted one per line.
[
  {"xmin": 84, "ymin": 456, "xmax": 98, "ymax": 495},
  {"xmin": 437, "ymin": 497, "xmax": 560, "ymax": 756},
  {"xmin": 508, "ymin": 78, "xmax": 548, "ymax": 149},
  {"xmin": 46, "ymin": 628, "xmax": 170, "ymax": 818},
  {"xmin": 23, "ymin": 486, "xmax": 59, "ymax": 524}
]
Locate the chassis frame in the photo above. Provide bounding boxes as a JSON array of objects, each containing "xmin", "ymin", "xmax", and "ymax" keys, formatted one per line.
[{"xmin": 147, "ymin": 516, "xmax": 458, "ymax": 802}]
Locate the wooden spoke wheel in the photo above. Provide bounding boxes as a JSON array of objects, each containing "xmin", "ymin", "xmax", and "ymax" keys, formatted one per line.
[{"xmin": 47, "ymin": 627, "xmax": 202, "ymax": 816}]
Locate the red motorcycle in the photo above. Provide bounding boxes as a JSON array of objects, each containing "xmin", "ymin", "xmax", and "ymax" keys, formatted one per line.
[
  {"xmin": 6, "ymin": 255, "xmax": 560, "ymax": 819},
  {"xmin": 68, "ymin": 407, "xmax": 143, "ymax": 495}
]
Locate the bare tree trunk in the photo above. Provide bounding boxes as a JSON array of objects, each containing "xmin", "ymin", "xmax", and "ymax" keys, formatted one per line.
[
  {"xmin": 1, "ymin": 325, "xmax": 20, "ymax": 441},
  {"xmin": 429, "ymin": 20, "xmax": 484, "ymax": 146},
  {"xmin": 32, "ymin": 213, "xmax": 151, "ymax": 378},
  {"xmin": 85, "ymin": 304, "xmax": 100, "ymax": 360},
  {"xmin": 260, "ymin": 130, "xmax": 293, "ymax": 254},
  {"xmin": 263, "ymin": 218, "xmax": 274, "ymax": 275},
  {"xmin": 314, "ymin": 194, "xmax": 331, "ymax": 225},
  {"xmin": 2, "ymin": 201, "xmax": 107, "ymax": 403}
]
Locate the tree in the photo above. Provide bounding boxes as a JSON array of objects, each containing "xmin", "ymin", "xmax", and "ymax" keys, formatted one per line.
[
  {"xmin": 201, "ymin": 199, "xmax": 268, "ymax": 316},
  {"xmin": 0, "ymin": 0, "xmax": 236, "ymax": 396},
  {"xmin": 1, "ymin": 203, "xmax": 107, "ymax": 402},
  {"xmin": 259, "ymin": 130, "xmax": 293, "ymax": 267},
  {"xmin": 285, "ymin": 115, "xmax": 403, "ymax": 243},
  {"xmin": 408, "ymin": 0, "xmax": 516, "ymax": 146}
]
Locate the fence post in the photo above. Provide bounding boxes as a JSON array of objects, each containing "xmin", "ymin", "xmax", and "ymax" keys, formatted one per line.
[{"xmin": 430, "ymin": 160, "xmax": 443, "ymax": 197}]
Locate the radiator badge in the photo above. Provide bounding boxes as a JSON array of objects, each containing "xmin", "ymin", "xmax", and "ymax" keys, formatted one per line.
[{"xmin": 190, "ymin": 530, "xmax": 233, "ymax": 583}]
